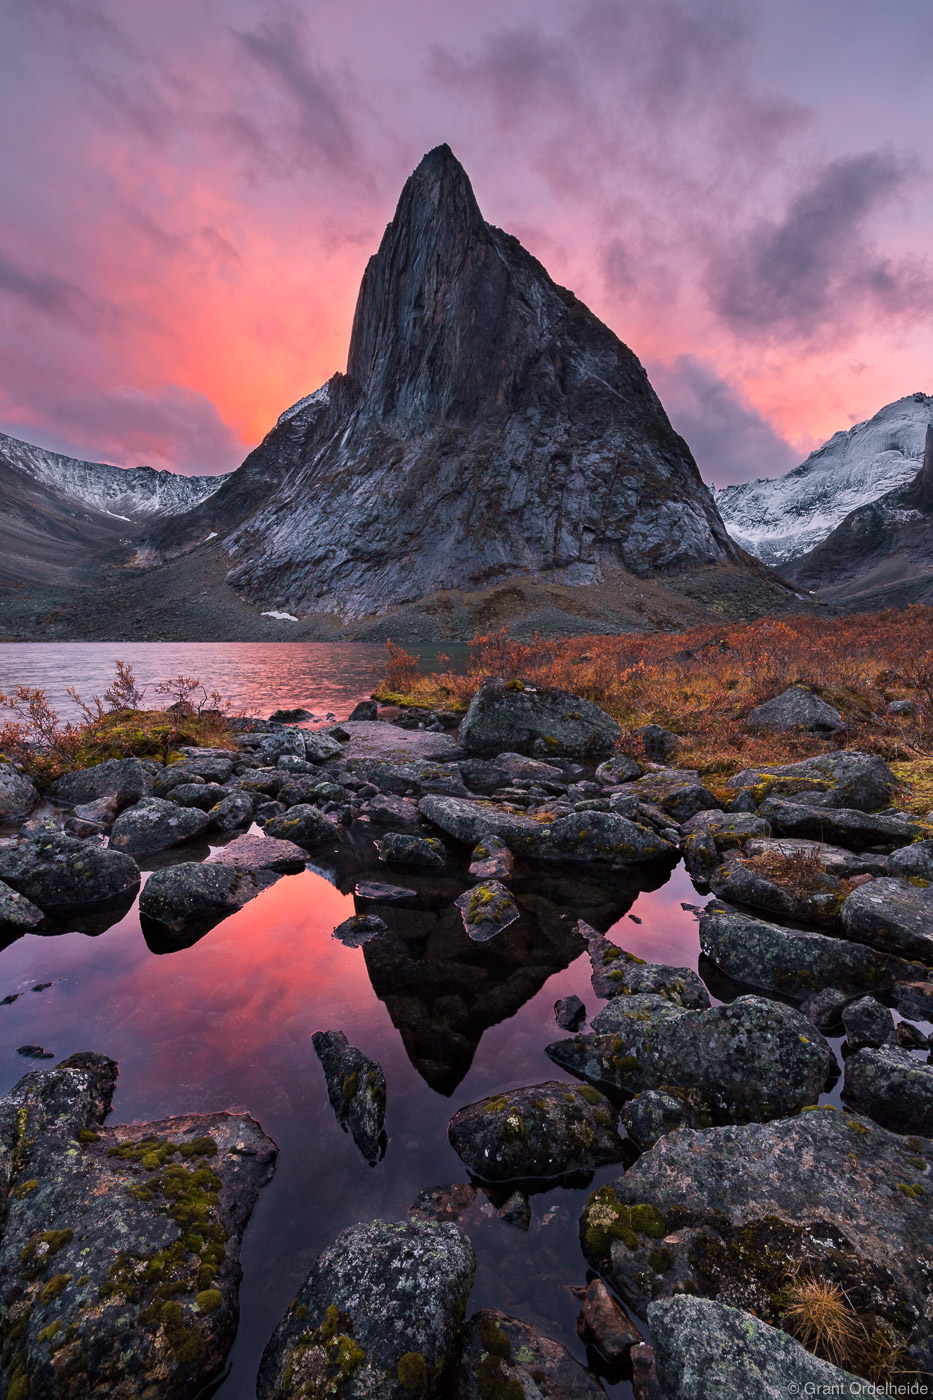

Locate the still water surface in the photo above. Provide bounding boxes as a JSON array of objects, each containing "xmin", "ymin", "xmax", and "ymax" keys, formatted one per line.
[{"xmin": 0, "ymin": 643, "xmax": 854, "ymax": 1398}]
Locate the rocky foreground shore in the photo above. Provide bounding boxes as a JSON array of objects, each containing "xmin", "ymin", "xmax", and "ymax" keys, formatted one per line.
[{"xmin": 1, "ymin": 676, "xmax": 932, "ymax": 1397}]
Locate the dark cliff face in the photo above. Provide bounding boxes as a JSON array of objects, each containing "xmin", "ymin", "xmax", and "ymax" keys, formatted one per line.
[{"xmin": 207, "ymin": 144, "xmax": 747, "ymax": 623}]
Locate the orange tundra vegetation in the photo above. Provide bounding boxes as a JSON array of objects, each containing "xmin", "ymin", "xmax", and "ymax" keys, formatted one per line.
[{"xmin": 375, "ymin": 609, "xmax": 933, "ymax": 811}]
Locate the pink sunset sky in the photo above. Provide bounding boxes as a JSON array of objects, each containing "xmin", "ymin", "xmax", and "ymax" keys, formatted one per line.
[{"xmin": 1, "ymin": 0, "xmax": 931, "ymax": 485}]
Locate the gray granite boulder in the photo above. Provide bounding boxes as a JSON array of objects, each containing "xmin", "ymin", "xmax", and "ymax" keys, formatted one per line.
[
  {"xmin": 595, "ymin": 754, "xmax": 643, "ymax": 784},
  {"xmin": 699, "ymin": 904, "xmax": 922, "ymax": 999},
  {"xmin": 448, "ymin": 1080, "xmax": 624, "ymax": 1183},
  {"xmin": 263, "ymin": 804, "xmax": 335, "ymax": 848},
  {"xmin": 151, "ymin": 754, "xmax": 233, "ymax": 795},
  {"xmin": 844, "ymin": 1044, "xmax": 933, "ymax": 1136},
  {"xmin": 580, "ymin": 1107, "xmax": 932, "ymax": 1366},
  {"xmin": 257, "ymin": 1218, "xmax": 474, "ymax": 1400},
  {"xmin": 109, "ymin": 797, "xmax": 211, "ymax": 855},
  {"xmin": 207, "ymin": 790, "xmax": 254, "ymax": 832},
  {"xmin": 621, "ymin": 1089, "xmax": 702, "ymax": 1151},
  {"xmin": 708, "ymin": 847, "xmax": 849, "ymax": 927},
  {"xmin": 758, "ymin": 796, "xmax": 928, "ymax": 851},
  {"xmin": 48, "ymin": 756, "xmax": 148, "ymax": 812},
  {"xmin": 746, "ymin": 684, "xmax": 845, "ymax": 735},
  {"xmin": 459, "ymin": 677, "xmax": 621, "ymax": 757},
  {"xmin": 547, "ymin": 995, "xmax": 834, "ymax": 1124},
  {"xmin": 842, "ymin": 876, "xmax": 933, "ymax": 963},
  {"xmin": 647, "ymin": 1296, "xmax": 866, "ymax": 1400},
  {"xmin": 259, "ymin": 728, "xmax": 306, "ymax": 765},
  {"xmin": 139, "ymin": 861, "xmax": 281, "ymax": 944},
  {"xmin": 449, "ymin": 1310, "xmax": 607, "ymax": 1399},
  {"xmin": 0, "ymin": 1051, "xmax": 276, "ymax": 1400},
  {"xmin": 166, "ymin": 781, "xmax": 227, "ymax": 810},
  {"xmin": 532, "ymin": 810, "xmax": 676, "ymax": 865},
  {"xmin": 206, "ymin": 833, "xmax": 307, "ymax": 874},
  {"xmin": 627, "ymin": 771, "xmax": 719, "ymax": 823},
  {"xmin": 304, "ymin": 729, "xmax": 346, "ymax": 763},
  {"xmin": 842, "ymin": 995, "xmax": 896, "ymax": 1049},
  {"xmin": 888, "ymin": 838, "xmax": 933, "ymax": 881},
  {"xmin": 0, "ymin": 877, "xmax": 44, "ymax": 933},
  {"xmin": 0, "ymin": 831, "xmax": 140, "ymax": 912},
  {"xmin": 681, "ymin": 809, "xmax": 772, "ymax": 847},
  {"xmin": 725, "ymin": 750, "xmax": 899, "ymax": 812},
  {"xmin": 312, "ymin": 1030, "xmax": 387, "ymax": 1162},
  {"xmin": 0, "ymin": 762, "xmax": 38, "ymax": 821}
]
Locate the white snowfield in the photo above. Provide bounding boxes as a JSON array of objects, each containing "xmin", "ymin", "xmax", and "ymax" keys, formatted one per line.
[
  {"xmin": 714, "ymin": 393, "xmax": 933, "ymax": 566},
  {"xmin": 0, "ymin": 430, "xmax": 230, "ymax": 521},
  {"xmin": 260, "ymin": 610, "xmax": 299, "ymax": 622}
]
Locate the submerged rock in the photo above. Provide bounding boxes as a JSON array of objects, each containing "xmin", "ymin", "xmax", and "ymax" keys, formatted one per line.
[
  {"xmin": 647, "ymin": 1295, "xmax": 866, "ymax": 1400},
  {"xmin": 579, "ymin": 1107, "xmax": 933, "ymax": 1365},
  {"xmin": 332, "ymin": 913, "xmax": 389, "ymax": 947},
  {"xmin": 0, "ymin": 763, "xmax": 38, "ymax": 822},
  {"xmin": 841, "ymin": 876, "xmax": 933, "ymax": 963},
  {"xmin": 0, "ymin": 831, "xmax": 140, "ymax": 912},
  {"xmin": 0, "ymin": 1051, "xmax": 275, "ymax": 1400},
  {"xmin": 547, "ymin": 995, "xmax": 835, "ymax": 1124},
  {"xmin": 576, "ymin": 1278, "xmax": 641, "ymax": 1365},
  {"xmin": 726, "ymin": 750, "xmax": 899, "ymax": 812},
  {"xmin": 699, "ymin": 904, "xmax": 921, "ymax": 999},
  {"xmin": 448, "ymin": 1080, "xmax": 624, "ymax": 1183},
  {"xmin": 109, "ymin": 797, "xmax": 211, "ymax": 855},
  {"xmin": 843, "ymin": 1045, "xmax": 933, "ymax": 1136},
  {"xmin": 257, "ymin": 1218, "xmax": 474, "ymax": 1400},
  {"xmin": 454, "ymin": 880, "xmax": 520, "ymax": 942},
  {"xmin": 312, "ymin": 1029, "xmax": 387, "ymax": 1162},
  {"xmin": 459, "ymin": 677, "xmax": 621, "ymax": 758},
  {"xmin": 746, "ymin": 684, "xmax": 846, "ymax": 735},
  {"xmin": 450, "ymin": 1309, "xmax": 607, "ymax": 1399}
]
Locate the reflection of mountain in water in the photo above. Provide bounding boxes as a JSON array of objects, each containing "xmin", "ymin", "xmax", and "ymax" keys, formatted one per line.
[{"xmin": 353, "ymin": 864, "xmax": 674, "ymax": 1095}]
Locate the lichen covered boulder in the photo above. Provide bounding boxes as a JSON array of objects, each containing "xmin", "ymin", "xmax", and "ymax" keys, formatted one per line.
[
  {"xmin": 47, "ymin": 757, "xmax": 149, "ymax": 812},
  {"xmin": 377, "ymin": 832, "xmax": 447, "ymax": 870},
  {"xmin": 579, "ymin": 1107, "xmax": 933, "ymax": 1370},
  {"xmin": 584, "ymin": 922, "xmax": 709, "ymax": 1007},
  {"xmin": 532, "ymin": 810, "xmax": 676, "ymax": 865},
  {"xmin": 447, "ymin": 1080, "xmax": 624, "ymax": 1183},
  {"xmin": 746, "ymin": 684, "xmax": 846, "ymax": 736},
  {"xmin": 843, "ymin": 1044, "xmax": 933, "ymax": 1136},
  {"xmin": 647, "ymin": 1295, "xmax": 867, "ymax": 1400},
  {"xmin": 449, "ymin": 1309, "xmax": 607, "ymax": 1399},
  {"xmin": 454, "ymin": 880, "xmax": 520, "ymax": 941},
  {"xmin": 257, "ymin": 1218, "xmax": 475, "ymax": 1400},
  {"xmin": 0, "ymin": 762, "xmax": 38, "ymax": 822},
  {"xmin": 547, "ymin": 995, "xmax": 835, "ymax": 1124},
  {"xmin": 109, "ymin": 797, "xmax": 211, "ymax": 855},
  {"xmin": 263, "ymin": 803, "xmax": 337, "ymax": 848},
  {"xmin": 699, "ymin": 903, "xmax": 922, "ymax": 999},
  {"xmin": 758, "ymin": 796, "xmax": 928, "ymax": 851},
  {"xmin": 138, "ymin": 860, "xmax": 281, "ymax": 945},
  {"xmin": 312, "ymin": 1030, "xmax": 387, "ymax": 1162},
  {"xmin": 842, "ymin": 876, "xmax": 933, "ymax": 963},
  {"xmin": 459, "ymin": 677, "xmax": 621, "ymax": 757},
  {"xmin": 0, "ymin": 1051, "xmax": 276, "ymax": 1400},
  {"xmin": 725, "ymin": 750, "xmax": 899, "ymax": 812},
  {"xmin": 0, "ymin": 876, "xmax": 44, "ymax": 933},
  {"xmin": 0, "ymin": 832, "xmax": 140, "ymax": 912}
]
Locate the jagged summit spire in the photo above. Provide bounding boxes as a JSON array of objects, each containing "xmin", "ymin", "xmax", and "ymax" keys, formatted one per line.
[
  {"xmin": 907, "ymin": 423, "xmax": 933, "ymax": 513},
  {"xmin": 346, "ymin": 145, "xmax": 492, "ymax": 415}
]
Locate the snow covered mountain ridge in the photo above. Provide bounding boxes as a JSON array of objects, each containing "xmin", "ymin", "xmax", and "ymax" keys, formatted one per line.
[
  {"xmin": 714, "ymin": 393, "xmax": 933, "ymax": 567},
  {"xmin": 0, "ymin": 431, "xmax": 230, "ymax": 521}
]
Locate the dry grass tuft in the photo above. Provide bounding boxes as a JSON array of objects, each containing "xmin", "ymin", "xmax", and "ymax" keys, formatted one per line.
[{"xmin": 780, "ymin": 1272, "xmax": 912, "ymax": 1384}]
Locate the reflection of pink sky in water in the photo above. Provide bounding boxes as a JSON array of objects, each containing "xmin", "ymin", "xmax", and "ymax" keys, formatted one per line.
[{"xmin": 605, "ymin": 863, "xmax": 704, "ymax": 970}]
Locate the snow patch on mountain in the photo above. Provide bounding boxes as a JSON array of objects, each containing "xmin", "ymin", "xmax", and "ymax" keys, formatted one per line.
[
  {"xmin": 276, "ymin": 383, "xmax": 330, "ymax": 426},
  {"xmin": 0, "ymin": 431, "xmax": 230, "ymax": 521},
  {"xmin": 714, "ymin": 393, "xmax": 933, "ymax": 567}
]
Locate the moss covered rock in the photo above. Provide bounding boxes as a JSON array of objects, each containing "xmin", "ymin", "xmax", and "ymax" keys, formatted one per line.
[
  {"xmin": 580, "ymin": 1108, "xmax": 933, "ymax": 1372},
  {"xmin": 447, "ymin": 1080, "xmax": 624, "ymax": 1183},
  {"xmin": 0, "ymin": 831, "xmax": 140, "ymax": 914},
  {"xmin": 312, "ymin": 1030, "xmax": 387, "ymax": 1162},
  {"xmin": 449, "ymin": 1309, "xmax": 606, "ymax": 1399},
  {"xmin": 257, "ymin": 1218, "xmax": 474, "ymax": 1400},
  {"xmin": 0, "ymin": 1051, "xmax": 275, "ymax": 1400}
]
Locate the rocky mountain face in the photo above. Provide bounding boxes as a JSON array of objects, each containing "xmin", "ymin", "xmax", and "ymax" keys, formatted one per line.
[
  {"xmin": 783, "ymin": 422, "xmax": 933, "ymax": 609},
  {"xmin": 139, "ymin": 144, "xmax": 797, "ymax": 640},
  {"xmin": 715, "ymin": 394, "xmax": 933, "ymax": 568},
  {"xmin": 0, "ymin": 431, "xmax": 228, "ymax": 521}
]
